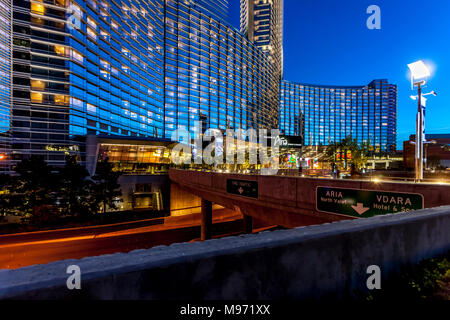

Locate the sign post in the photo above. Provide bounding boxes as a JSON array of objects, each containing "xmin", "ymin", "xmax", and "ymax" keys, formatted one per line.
[{"xmin": 316, "ymin": 187, "xmax": 424, "ymax": 218}]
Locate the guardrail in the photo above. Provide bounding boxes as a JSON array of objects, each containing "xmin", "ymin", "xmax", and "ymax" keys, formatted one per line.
[{"xmin": 175, "ymin": 167, "xmax": 450, "ymax": 185}]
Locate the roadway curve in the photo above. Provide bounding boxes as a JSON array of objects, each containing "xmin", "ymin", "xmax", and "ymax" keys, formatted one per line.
[{"xmin": 0, "ymin": 209, "xmax": 267, "ymax": 269}]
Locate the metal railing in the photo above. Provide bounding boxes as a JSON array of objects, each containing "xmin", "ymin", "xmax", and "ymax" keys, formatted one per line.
[{"xmin": 173, "ymin": 167, "xmax": 450, "ymax": 185}]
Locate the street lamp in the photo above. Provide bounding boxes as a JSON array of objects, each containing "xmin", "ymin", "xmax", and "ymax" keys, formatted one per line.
[{"xmin": 407, "ymin": 60, "xmax": 433, "ymax": 182}]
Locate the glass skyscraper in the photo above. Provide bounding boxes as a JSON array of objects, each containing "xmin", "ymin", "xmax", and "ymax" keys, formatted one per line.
[
  {"xmin": 164, "ymin": 0, "xmax": 278, "ymax": 140},
  {"xmin": 2, "ymin": 0, "xmax": 278, "ymax": 170},
  {"xmin": 280, "ymin": 79, "xmax": 397, "ymax": 153},
  {"xmin": 0, "ymin": 0, "xmax": 399, "ymax": 173},
  {"xmin": 240, "ymin": 0, "xmax": 284, "ymax": 81},
  {"xmin": 0, "ymin": 0, "xmax": 11, "ymax": 171}
]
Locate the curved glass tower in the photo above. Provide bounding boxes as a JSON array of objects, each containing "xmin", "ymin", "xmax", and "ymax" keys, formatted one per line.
[
  {"xmin": 4, "ymin": 0, "xmax": 278, "ymax": 169},
  {"xmin": 280, "ymin": 79, "xmax": 397, "ymax": 153},
  {"xmin": 164, "ymin": 0, "xmax": 279, "ymax": 140}
]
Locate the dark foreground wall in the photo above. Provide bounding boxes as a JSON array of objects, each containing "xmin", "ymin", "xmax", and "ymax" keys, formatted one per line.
[{"xmin": 1, "ymin": 206, "xmax": 449, "ymax": 300}]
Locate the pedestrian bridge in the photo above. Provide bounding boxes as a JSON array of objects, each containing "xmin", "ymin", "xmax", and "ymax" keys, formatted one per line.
[{"xmin": 169, "ymin": 169, "xmax": 450, "ymax": 230}]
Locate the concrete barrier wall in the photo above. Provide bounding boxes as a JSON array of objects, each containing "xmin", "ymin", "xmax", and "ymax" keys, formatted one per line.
[{"xmin": 1, "ymin": 206, "xmax": 449, "ymax": 300}]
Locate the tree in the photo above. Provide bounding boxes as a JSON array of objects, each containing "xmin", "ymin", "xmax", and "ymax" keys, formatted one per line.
[
  {"xmin": 324, "ymin": 141, "xmax": 340, "ymax": 165},
  {"xmin": 12, "ymin": 156, "xmax": 60, "ymax": 217},
  {"xmin": 323, "ymin": 136, "xmax": 372, "ymax": 171},
  {"xmin": 0, "ymin": 173, "xmax": 12, "ymax": 216},
  {"xmin": 351, "ymin": 140, "xmax": 372, "ymax": 171},
  {"xmin": 59, "ymin": 155, "xmax": 97, "ymax": 217},
  {"xmin": 91, "ymin": 157, "xmax": 122, "ymax": 214},
  {"xmin": 427, "ymin": 156, "xmax": 441, "ymax": 170}
]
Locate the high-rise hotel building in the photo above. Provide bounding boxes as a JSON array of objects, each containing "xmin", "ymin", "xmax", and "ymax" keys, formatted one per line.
[
  {"xmin": 0, "ymin": 0, "xmax": 12, "ymax": 171},
  {"xmin": 280, "ymin": 79, "xmax": 397, "ymax": 153},
  {"xmin": 240, "ymin": 0, "xmax": 283, "ymax": 81},
  {"xmin": 164, "ymin": 0, "xmax": 278, "ymax": 139},
  {"xmin": 0, "ymin": 0, "xmax": 278, "ymax": 171},
  {"xmin": 0, "ymin": 0, "xmax": 399, "ymax": 173}
]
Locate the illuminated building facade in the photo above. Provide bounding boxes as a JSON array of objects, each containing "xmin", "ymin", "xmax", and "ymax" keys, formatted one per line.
[
  {"xmin": 280, "ymin": 79, "xmax": 397, "ymax": 153},
  {"xmin": 0, "ymin": 0, "xmax": 11, "ymax": 171},
  {"xmin": 1, "ymin": 0, "xmax": 278, "ymax": 171},
  {"xmin": 240, "ymin": 0, "xmax": 284, "ymax": 82},
  {"xmin": 164, "ymin": 0, "xmax": 279, "ymax": 141},
  {"xmin": 189, "ymin": 0, "xmax": 229, "ymax": 23}
]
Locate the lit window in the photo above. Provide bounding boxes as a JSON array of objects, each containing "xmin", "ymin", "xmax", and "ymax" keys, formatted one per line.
[
  {"xmin": 100, "ymin": 59, "xmax": 109, "ymax": 70},
  {"xmin": 31, "ymin": 92, "xmax": 43, "ymax": 103},
  {"xmin": 87, "ymin": 28, "xmax": 97, "ymax": 40},
  {"xmin": 100, "ymin": 30, "xmax": 110, "ymax": 41},
  {"xmin": 31, "ymin": 3, "xmax": 45, "ymax": 15},
  {"xmin": 31, "ymin": 80, "xmax": 45, "ymax": 90},
  {"xmin": 87, "ymin": 17, "xmax": 97, "ymax": 29},
  {"xmin": 71, "ymin": 49, "xmax": 83, "ymax": 63},
  {"xmin": 87, "ymin": 103, "xmax": 97, "ymax": 114},
  {"xmin": 54, "ymin": 45, "xmax": 65, "ymax": 56},
  {"xmin": 55, "ymin": 94, "xmax": 68, "ymax": 105},
  {"xmin": 71, "ymin": 97, "xmax": 83, "ymax": 109},
  {"xmin": 100, "ymin": 70, "xmax": 110, "ymax": 80}
]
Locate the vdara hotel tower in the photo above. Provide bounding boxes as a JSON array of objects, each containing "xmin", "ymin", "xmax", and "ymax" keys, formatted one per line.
[
  {"xmin": 280, "ymin": 79, "xmax": 397, "ymax": 153},
  {"xmin": 0, "ymin": 0, "xmax": 279, "ymax": 171}
]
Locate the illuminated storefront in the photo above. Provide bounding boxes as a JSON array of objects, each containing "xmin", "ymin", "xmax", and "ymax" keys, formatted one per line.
[{"xmin": 86, "ymin": 135, "xmax": 178, "ymax": 212}]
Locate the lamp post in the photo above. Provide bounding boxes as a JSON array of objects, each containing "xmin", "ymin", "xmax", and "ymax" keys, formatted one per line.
[{"xmin": 407, "ymin": 60, "xmax": 435, "ymax": 182}]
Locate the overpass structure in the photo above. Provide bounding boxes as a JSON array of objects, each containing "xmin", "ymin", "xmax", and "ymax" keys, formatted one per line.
[{"xmin": 169, "ymin": 169, "xmax": 450, "ymax": 238}]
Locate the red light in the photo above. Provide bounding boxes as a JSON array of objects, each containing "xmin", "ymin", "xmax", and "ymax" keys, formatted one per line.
[{"xmin": 0, "ymin": 154, "xmax": 5, "ymax": 160}]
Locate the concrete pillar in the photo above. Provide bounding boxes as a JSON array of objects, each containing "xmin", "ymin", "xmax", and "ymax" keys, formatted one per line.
[
  {"xmin": 243, "ymin": 215, "xmax": 253, "ymax": 234},
  {"xmin": 201, "ymin": 199, "xmax": 212, "ymax": 241}
]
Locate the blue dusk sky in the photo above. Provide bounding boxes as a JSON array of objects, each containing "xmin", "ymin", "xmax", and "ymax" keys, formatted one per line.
[{"xmin": 229, "ymin": 0, "xmax": 450, "ymax": 149}]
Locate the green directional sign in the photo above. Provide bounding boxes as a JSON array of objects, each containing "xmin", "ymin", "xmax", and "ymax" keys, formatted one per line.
[{"xmin": 316, "ymin": 187, "xmax": 424, "ymax": 218}]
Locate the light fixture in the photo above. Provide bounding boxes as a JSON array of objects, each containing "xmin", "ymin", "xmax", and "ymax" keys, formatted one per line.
[
  {"xmin": 408, "ymin": 60, "xmax": 431, "ymax": 83},
  {"xmin": 407, "ymin": 60, "xmax": 435, "ymax": 182}
]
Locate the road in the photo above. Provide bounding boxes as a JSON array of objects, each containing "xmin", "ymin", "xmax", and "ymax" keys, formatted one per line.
[{"xmin": 0, "ymin": 209, "xmax": 273, "ymax": 269}]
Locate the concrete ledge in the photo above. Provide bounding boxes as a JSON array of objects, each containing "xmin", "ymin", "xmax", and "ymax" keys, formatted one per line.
[{"xmin": 1, "ymin": 206, "xmax": 450, "ymax": 300}]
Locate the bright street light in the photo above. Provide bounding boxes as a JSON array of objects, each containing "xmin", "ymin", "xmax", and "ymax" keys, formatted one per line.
[
  {"xmin": 407, "ymin": 60, "xmax": 434, "ymax": 182},
  {"xmin": 408, "ymin": 60, "xmax": 431, "ymax": 84}
]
